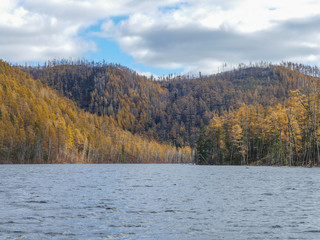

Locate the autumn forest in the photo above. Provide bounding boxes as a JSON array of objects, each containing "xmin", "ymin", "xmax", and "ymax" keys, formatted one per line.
[{"xmin": 1, "ymin": 59, "xmax": 320, "ymax": 166}]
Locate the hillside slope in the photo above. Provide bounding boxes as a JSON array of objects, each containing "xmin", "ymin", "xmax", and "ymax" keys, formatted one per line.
[
  {"xmin": 0, "ymin": 61, "xmax": 192, "ymax": 164},
  {"xmin": 23, "ymin": 61, "xmax": 318, "ymax": 148},
  {"xmin": 196, "ymin": 65, "xmax": 320, "ymax": 166}
]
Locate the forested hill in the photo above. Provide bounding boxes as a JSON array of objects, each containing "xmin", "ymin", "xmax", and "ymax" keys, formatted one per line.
[
  {"xmin": 23, "ymin": 62, "xmax": 167, "ymax": 139},
  {"xmin": 0, "ymin": 60, "xmax": 192, "ymax": 164},
  {"xmin": 196, "ymin": 66, "xmax": 320, "ymax": 167},
  {"xmin": 22, "ymin": 61, "xmax": 318, "ymax": 149}
]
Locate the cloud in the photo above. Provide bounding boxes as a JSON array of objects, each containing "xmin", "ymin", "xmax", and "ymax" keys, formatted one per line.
[
  {"xmin": 102, "ymin": 0, "xmax": 320, "ymax": 73},
  {"xmin": 1, "ymin": 0, "xmax": 320, "ymax": 73},
  {"xmin": 0, "ymin": 0, "xmax": 180, "ymax": 62},
  {"xmin": 0, "ymin": 0, "xmax": 97, "ymax": 62}
]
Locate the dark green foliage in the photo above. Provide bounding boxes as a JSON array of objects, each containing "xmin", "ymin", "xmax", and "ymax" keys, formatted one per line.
[
  {"xmin": 9, "ymin": 113, "xmax": 15, "ymax": 125},
  {"xmin": 195, "ymin": 129, "xmax": 212, "ymax": 165}
]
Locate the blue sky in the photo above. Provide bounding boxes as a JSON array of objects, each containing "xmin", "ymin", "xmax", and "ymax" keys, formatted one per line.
[
  {"xmin": 80, "ymin": 14, "xmax": 185, "ymax": 76},
  {"xmin": 1, "ymin": 0, "xmax": 320, "ymax": 76},
  {"xmin": 82, "ymin": 21, "xmax": 183, "ymax": 76}
]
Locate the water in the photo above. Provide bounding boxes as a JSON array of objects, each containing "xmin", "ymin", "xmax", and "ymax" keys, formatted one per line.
[{"xmin": 1, "ymin": 164, "xmax": 320, "ymax": 240}]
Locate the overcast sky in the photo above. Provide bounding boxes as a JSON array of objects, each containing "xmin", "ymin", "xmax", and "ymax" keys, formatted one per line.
[{"xmin": 1, "ymin": 0, "xmax": 320, "ymax": 75}]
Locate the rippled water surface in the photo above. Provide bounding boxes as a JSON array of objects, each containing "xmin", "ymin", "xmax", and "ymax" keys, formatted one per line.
[{"xmin": 1, "ymin": 164, "xmax": 320, "ymax": 239}]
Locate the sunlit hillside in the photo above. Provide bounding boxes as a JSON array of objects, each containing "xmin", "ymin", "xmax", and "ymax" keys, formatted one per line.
[{"xmin": 0, "ymin": 60, "xmax": 192, "ymax": 164}]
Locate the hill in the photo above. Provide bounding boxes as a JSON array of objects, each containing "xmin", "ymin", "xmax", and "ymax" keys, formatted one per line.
[
  {"xmin": 19, "ymin": 60, "xmax": 320, "ymax": 166},
  {"xmin": 0, "ymin": 60, "xmax": 192, "ymax": 164},
  {"xmin": 23, "ymin": 61, "xmax": 317, "ymax": 148},
  {"xmin": 196, "ymin": 64, "xmax": 320, "ymax": 166}
]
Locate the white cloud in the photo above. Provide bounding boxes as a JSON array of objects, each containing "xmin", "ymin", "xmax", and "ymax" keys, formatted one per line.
[
  {"xmin": 102, "ymin": 0, "xmax": 320, "ymax": 73},
  {"xmin": 0, "ymin": 0, "xmax": 181, "ymax": 62},
  {"xmin": 1, "ymin": 0, "xmax": 320, "ymax": 73},
  {"xmin": 0, "ymin": 0, "xmax": 98, "ymax": 61}
]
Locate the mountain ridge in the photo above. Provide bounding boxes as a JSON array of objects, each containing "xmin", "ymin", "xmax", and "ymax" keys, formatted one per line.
[
  {"xmin": 22, "ymin": 61, "xmax": 319, "ymax": 148},
  {"xmin": 4, "ymin": 59, "xmax": 319, "ymax": 165}
]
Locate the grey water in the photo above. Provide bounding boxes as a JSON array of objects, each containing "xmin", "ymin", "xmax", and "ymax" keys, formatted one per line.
[{"xmin": 1, "ymin": 165, "xmax": 320, "ymax": 240}]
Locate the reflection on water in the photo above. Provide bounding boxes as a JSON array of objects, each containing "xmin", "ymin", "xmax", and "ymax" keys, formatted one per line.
[{"xmin": 1, "ymin": 164, "xmax": 320, "ymax": 239}]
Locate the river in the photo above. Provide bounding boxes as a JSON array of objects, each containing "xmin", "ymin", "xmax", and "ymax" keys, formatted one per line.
[{"xmin": 1, "ymin": 164, "xmax": 320, "ymax": 239}]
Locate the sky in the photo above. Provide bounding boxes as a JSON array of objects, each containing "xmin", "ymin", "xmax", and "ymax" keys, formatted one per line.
[{"xmin": 1, "ymin": 0, "xmax": 320, "ymax": 76}]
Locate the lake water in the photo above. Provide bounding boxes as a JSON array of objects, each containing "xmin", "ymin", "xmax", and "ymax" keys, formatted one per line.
[{"xmin": 1, "ymin": 164, "xmax": 320, "ymax": 240}]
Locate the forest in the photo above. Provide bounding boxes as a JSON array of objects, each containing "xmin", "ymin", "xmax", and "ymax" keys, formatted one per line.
[
  {"xmin": 197, "ymin": 65, "xmax": 320, "ymax": 166},
  {"xmin": 2, "ymin": 58, "xmax": 320, "ymax": 166},
  {"xmin": 0, "ymin": 60, "xmax": 192, "ymax": 164},
  {"xmin": 23, "ymin": 60, "xmax": 308, "ymax": 148}
]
